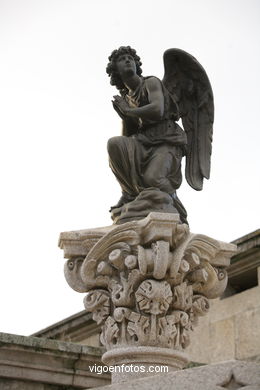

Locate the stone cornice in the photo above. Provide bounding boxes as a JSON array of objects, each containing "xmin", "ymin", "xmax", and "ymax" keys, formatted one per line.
[
  {"xmin": 0, "ymin": 332, "xmax": 110, "ymax": 388},
  {"xmin": 229, "ymin": 229, "xmax": 260, "ymax": 279},
  {"xmin": 32, "ymin": 310, "xmax": 102, "ymax": 342}
]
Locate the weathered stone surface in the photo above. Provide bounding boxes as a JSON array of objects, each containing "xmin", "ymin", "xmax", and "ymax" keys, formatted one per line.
[
  {"xmin": 0, "ymin": 332, "xmax": 110, "ymax": 389},
  {"xmin": 186, "ymin": 281, "xmax": 260, "ymax": 363},
  {"xmin": 59, "ymin": 226, "xmax": 114, "ymax": 259},
  {"xmin": 102, "ymin": 346, "xmax": 188, "ymax": 383},
  {"xmin": 35, "ymin": 230, "xmax": 257, "ymax": 369},
  {"xmin": 60, "ymin": 212, "xmax": 236, "ymax": 382},
  {"xmin": 186, "ymin": 315, "xmax": 211, "ymax": 363},
  {"xmin": 89, "ymin": 361, "xmax": 260, "ymax": 390},
  {"xmin": 32, "ymin": 310, "xmax": 103, "ymax": 348},
  {"xmin": 209, "ymin": 318, "xmax": 235, "ymax": 363},
  {"xmin": 235, "ymin": 308, "xmax": 260, "ymax": 360},
  {"xmin": 0, "ymin": 379, "xmax": 64, "ymax": 389},
  {"xmin": 210, "ymin": 285, "xmax": 260, "ymax": 323}
]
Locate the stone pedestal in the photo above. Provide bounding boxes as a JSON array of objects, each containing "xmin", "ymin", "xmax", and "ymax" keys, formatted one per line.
[
  {"xmin": 102, "ymin": 346, "xmax": 188, "ymax": 383},
  {"xmin": 59, "ymin": 213, "xmax": 236, "ymax": 383}
]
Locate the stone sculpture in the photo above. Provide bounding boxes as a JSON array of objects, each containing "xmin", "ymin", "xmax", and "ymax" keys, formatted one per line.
[
  {"xmin": 59, "ymin": 47, "xmax": 237, "ymax": 383},
  {"xmin": 60, "ymin": 213, "xmax": 236, "ymax": 382},
  {"xmin": 106, "ymin": 46, "xmax": 214, "ymax": 225}
]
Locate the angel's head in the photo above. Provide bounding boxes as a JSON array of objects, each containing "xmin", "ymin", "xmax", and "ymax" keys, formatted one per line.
[{"xmin": 106, "ymin": 46, "xmax": 142, "ymax": 93}]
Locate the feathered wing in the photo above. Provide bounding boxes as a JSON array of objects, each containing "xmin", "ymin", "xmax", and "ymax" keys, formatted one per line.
[{"xmin": 162, "ymin": 48, "xmax": 214, "ymax": 190}]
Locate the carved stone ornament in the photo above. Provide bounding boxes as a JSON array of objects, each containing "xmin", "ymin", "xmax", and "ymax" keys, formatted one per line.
[{"xmin": 59, "ymin": 212, "xmax": 237, "ymax": 382}]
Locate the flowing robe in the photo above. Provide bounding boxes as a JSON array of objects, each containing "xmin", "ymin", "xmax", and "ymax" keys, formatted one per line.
[{"xmin": 107, "ymin": 76, "xmax": 187, "ymax": 198}]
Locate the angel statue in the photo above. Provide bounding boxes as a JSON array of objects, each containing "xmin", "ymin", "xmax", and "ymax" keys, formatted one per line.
[{"xmin": 106, "ymin": 46, "xmax": 214, "ymax": 225}]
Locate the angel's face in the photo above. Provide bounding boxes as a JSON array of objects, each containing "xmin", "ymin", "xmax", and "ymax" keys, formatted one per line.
[{"xmin": 116, "ymin": 54, "xmax": 136, "ymax": 78}]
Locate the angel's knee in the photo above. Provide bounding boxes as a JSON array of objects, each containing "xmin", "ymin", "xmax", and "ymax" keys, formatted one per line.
[{"xmin": 107, "ymin": 136, "xmax": 122, "ymax": 156}]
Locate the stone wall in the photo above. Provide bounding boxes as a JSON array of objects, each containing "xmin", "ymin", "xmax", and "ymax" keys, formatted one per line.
[
  {"xmin": 0, "ymin": 332, "xmax": 110, "ymax": 389},
  {"xmin": 186, "ymin": 266, "xmax": 260, "ymax": 363}
]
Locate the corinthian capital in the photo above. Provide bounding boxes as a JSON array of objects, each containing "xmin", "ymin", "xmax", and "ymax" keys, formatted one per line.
[{"xmin": 59, "ymin": 212, "xmax": 236, "ymax": 381}]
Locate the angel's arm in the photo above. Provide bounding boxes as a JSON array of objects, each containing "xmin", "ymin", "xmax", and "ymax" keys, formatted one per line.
[
  {"xmin": 112, "ymin": 100, "xmax": 138, "ymax": 136},
  {"xmin": 113, "ymin": 77, "xmax": 164, "ymax": 121}
]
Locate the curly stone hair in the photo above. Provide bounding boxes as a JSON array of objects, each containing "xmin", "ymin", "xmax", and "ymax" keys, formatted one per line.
[{"xmin": 106, "ymin": 46, "xmax": 142, "ymax": 94}]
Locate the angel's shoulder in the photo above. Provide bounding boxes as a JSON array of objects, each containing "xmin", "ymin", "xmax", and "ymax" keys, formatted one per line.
[
  {"xmin": 144, "ymin": 75, "xmax": 161, "ymax": 84},
  {"xmin": 143, "ymin": 76, "xmax": 163, "ymax": 91}
]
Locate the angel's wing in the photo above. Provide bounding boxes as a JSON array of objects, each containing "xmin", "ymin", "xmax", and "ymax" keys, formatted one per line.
[{"xmin": 162, "ymin": 48, "xmax": 214, "ymax": 191}]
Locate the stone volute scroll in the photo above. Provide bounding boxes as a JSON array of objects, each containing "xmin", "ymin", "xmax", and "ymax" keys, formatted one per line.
[
  {"xmin": 59, "ymin": 47, "xmax": 237, "ymax": 383},
  {"xmin": 59, "ymin": 214, "xmax": 236, "ymax": 382}
]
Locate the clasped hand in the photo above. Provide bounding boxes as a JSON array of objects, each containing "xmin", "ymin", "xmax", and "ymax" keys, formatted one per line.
[{"xmin": 112, "ymin": 95, "xmax": 130, "ymax": 118}]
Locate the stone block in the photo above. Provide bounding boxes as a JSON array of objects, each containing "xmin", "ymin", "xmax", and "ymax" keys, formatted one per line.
[
  {"xmin": 209, "ymin": 318, "xmax": 235, "ymax": 363},
  {"xmin": 235, "ymin": 308, "xmax": 260, "ymax": 360},
  {"xmin": 81, "ymin": 333, "xmax": 101, "ymax": 348},
  {"xmin": 0, "ymin": 378, "xmax": 61, "ymax": 389},
  {"xmin": 209, "ymin": 285, "xmax": 260, "ymax": 323},
  {"xmin": 0, "ymin": 332, "xmax": 110, "ymax": 389},
  {"xmin": 186, "ymin": 316, "xmax": 210, "ymax": 364},
  {"xmin": 90, "ymin": 360, "xmax": 260, "ymax": 390}
]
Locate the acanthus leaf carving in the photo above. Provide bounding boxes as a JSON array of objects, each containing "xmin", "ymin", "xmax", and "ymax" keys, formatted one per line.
[
  {"xmin": 127, "ymin": 311, "xmax": 150, "ymax": 345},
  {"xmin": 100, "ymin": 316, "xmax": 119, "ymax": 348},
  {"xmin": 62, "ymin": 213, "xmax": 236, "ymax": 354},
  {"xmin": 83, "ymin": 289, "xmax": 110, "ymax": 325},
  {"xmin": 158, "ymin": 314, "xmax": 178, "ymax": 348},
  {"xmin": 172, "ymin": 281, "xmax": 193, "ymax": 311}
]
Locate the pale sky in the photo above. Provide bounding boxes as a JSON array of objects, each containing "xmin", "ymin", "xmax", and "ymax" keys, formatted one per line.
[{"xmin": 0, "ymin": 0, "xmax": 259, "ymax": 336}]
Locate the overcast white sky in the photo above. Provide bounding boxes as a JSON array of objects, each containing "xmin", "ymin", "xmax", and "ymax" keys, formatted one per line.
[{"xmin": 0, "ymin": 0, "xmax": 259, "ymax": 336}]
